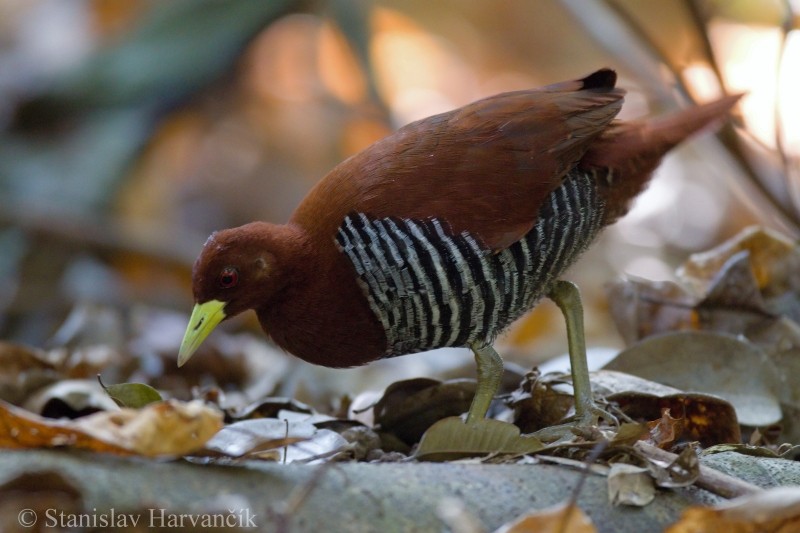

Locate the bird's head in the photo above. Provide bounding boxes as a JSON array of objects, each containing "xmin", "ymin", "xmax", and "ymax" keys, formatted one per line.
[{"xmin": 178, "ymin": 222, "xmax": 303, "ymax": 366}]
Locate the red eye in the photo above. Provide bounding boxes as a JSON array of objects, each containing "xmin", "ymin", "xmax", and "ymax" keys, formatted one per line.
[{"xmin": 218, "ymin": 267, "xmax": 239, "ymax": 289}]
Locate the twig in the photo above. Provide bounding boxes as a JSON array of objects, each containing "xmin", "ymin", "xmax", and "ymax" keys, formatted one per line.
[
  {"xmin": 684, "ymin": 0, "xmax": 726, "ymax": 88},
  {"xmin": 562, "ymin": 0, "xmax": 800, "ymax": 233},
  {"xmin": 558, "ymin": 441, "xmax": 608, "ymax": 533},
  {"xmin": 687, "ymin": 0, "xmax": 799, "ymax": 229},
  {"xmin": 635, "ymin": 441, "xmax": 763, "ymax": 499},
  {"xmin": 774, "ymin": 0, "xmax": 799, "ymax": 214},
  {"xmin": 272, "ymin": 462, "xmax": 337, "ymax": 533}
]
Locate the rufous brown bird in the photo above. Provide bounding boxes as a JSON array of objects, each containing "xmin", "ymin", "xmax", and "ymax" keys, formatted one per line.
[{"xmin": 179, "ymin": 69, "xmax": 739, "ymax": 430}]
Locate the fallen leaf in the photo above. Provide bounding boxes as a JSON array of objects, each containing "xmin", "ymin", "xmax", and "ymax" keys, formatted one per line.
[
  {"xmin": 415, "ymin": 417, "xmax": 543, "ymax": 461},
  {"xmin": 609, "ymin": 422, "xmax": 649, "ymax": 447},
  {"xmin": 747, "ymin": 317, "xmax": 800, "ymax": 400},
  {"xmin": 665, "ymin": 486, "xmax": 800, "ymax": 532},
  {"xmin": 74, "ymin": 399, "xmax": 223, "ymax": 456},
  {"xmin": 607, "ymin": 227, "xmax": 800, "ymax": 352},
  {"xmin": 225, "ymin": 396, "xmax": 314, "ymax": 422},
  {"xmin": 0, "ymin": 399, "xmax": 132, "ymax": 455},
  {"xmin": 0, "ymin": 399, "xmax": 222, "ymax": 457},
  {"xmin": 606, "ymin": 278, "xmax": 698, "ymax": 345},
  {"xmin": 203, "ymin": 418, "xmax": 315, "ymax": 457},
  {"xmin": 677, "ymin": 226, "xmax": 799, "ymax": 303},
  {"xmin": 645, "ymin": 409, "xmax": 683, "ymax": 449},
  {"xmin": 590, "ymin": 370, "xmax": 683, "ymax": 397},
  {"xmin": 100, "ymin": 380, "xmax": 163, "ymax": 408},
  {"xmin": 646, "ymin": 445, "xmax": 700, "ymax": 488},
  {"xmin": 203, "ymin": 416, "xmax": 351, "ymax": 463},
  {"xmin": 510, "ymin": 369, "xmax": 576, "ymax": 434},
  {"xmin": 703, "ymin": 443, "xmax": 783, "ymax": 459},
  {"xmin": 0, "ymin": 341, "xmax": 60, "ymax": 405},
  {"xmin": 493, "ymin": 502, "xmax": 596, "ymax": 533},
  {"xmin": 604, "ymin": 330, "xmax": 781, "ymax": 427},
  {"xmin": 590, "ymin": 368, "xmax": 740, "ymax": 446},
  {"xmin": 698, "ymin": 250, "xmax": 767, "ymax": 314},
  {"xmin": 607, "ymin": 463, "xmax": 655, "ymax": 506},
  {"xmin": 25, "ymin": 379, "xmax": 119, "ymax": 418},
  {"xmin": 374, "ymin": 378, "xmax": 475, "ymax": 446},
  {"xmin": 278, "ymin": 429, "xmax": 349, "ymax": 463}
]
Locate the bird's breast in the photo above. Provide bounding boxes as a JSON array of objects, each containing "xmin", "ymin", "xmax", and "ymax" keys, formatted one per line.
[{"xmin": 335, "ymin": 170, "xmax": 607, "ymax": 357}]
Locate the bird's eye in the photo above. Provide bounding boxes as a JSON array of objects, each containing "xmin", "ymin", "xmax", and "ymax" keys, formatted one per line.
[{"xmin": 218, "ymin": 267, "xmax": 239, "ymax": 289}]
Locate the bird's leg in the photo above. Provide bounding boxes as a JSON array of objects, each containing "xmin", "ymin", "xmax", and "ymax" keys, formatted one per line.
[
  {"xmin": 544, "ymin": 280, "xmax": 616, "ymax": 432},
  {"xmin": 547, "ymin": 280, "xmax": 593, "ymax": 418},
  {"xmin": 465, "ymin": 342, "xmax": 503, "ymax": 424}
]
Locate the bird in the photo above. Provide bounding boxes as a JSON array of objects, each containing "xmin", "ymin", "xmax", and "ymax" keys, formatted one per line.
[{"xmin": 178, "ymin": 68, "xmax": 740, "ymax": 432}]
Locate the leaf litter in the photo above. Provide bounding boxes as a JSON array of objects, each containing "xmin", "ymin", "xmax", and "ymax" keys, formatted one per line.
[{"xmin": 2, "ymin": 226, "xmax": 800, "ymax": 529}]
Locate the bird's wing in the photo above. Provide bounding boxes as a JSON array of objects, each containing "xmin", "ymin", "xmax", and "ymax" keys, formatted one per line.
[{"xmin": 292, "ymin": 69, "xmax": 625, "ymax": 251}]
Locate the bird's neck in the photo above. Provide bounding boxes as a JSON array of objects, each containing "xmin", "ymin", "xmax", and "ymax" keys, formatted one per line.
[{"xmin": 257, "ymin": 223, "xmax": 388, "ymax": 367}]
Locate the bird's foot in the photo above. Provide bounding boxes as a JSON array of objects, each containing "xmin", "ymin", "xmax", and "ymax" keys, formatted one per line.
[{"xmin": 530, "ymin": 400, "xmax": 619, "ymax": 445}]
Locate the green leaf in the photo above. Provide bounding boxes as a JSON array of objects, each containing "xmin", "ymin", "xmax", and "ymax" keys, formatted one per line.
[
  {"xmin": 102, "ymin": 382, "xmax": 163, "ymax": 409},
  {"xmin": 415, "ymin": 417, "xmax": 543, "ymax": 461}
]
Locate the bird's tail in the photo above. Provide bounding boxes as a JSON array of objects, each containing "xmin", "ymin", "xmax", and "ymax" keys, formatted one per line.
[
  {"xmin": 641, "ymin": 93, "xmax": 743, "ymax": 149},
  {"xmin": 583, "ymin": 93, "xmax": 742, "ymax": 170},
  {"xmin": 581, "ymin": 93, "xmax": 742, "ymax": 223}
]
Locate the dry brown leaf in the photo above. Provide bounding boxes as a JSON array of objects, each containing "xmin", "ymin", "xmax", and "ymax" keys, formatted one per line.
[
  {"xmin": 646, "ymin": 445, "xmax": 700, "ymax": 489},
  {"xmin": 510, "ymin": 370, "xmax": 576, "ymax": 434},
  {"xmin": 678, "ymin": 226, "xmax": 797, "ymax": 298},
  {"xmin": 225, "ymin": 396, "xmax": 315, "ymax": 422},
  {"xmin": 592, "ymin": 370, "xmax": 741, "ymax": 446},
  {"xmin": 0, "ymin": 399, "xmax": 222, "ymax": 457},
  {"xmin": 698, "ymin": 251, "xmax": 767, "ymax": 314},
  {"xmin": 0, "ymin": 342, "xmax": 61, "ymax": 405},
  {"xmin": 0, "ymin": 399, "xmax": 133, "ymax": 455},
  {"xmin": 606, "ymin": 278, "xmax": 699, "ymax": 345},
  {"xmin": 374, "ymin": 378, "xmax": 475, "ymax": 445},
  {"xmin": 646, "ymin": 408, "xmax": 684, "ymax": 449},
  {"xmin": 609, "ymin": 422, "xmax": 650, "ymax": 447},
  {"xmin": 608, "ymin": 227, "xmax": 800, "ymax": 358},
  {"xmin": 608, "ymin": 390, "xmax": 740, "ymax": 447},
  {"xmin": 665, "ymin": 486, "xmax": 800, "ymax": 533},
  {"xmin": 203, "ymin": 418, "xmax": 315, "ymax": 457},
  {"xmin": 203, "ymin": 418, "xmax": 352, "ymax": 463},
  {"xmin": 493, "ymin": 502, "xmax": 596, "ymax": 533},
  {"xmin": 607, "ymin": 463, "xmax": 655, "ymax": 507},
  {"xmin": 605, "ymin": 331, "xmax": 776, "ymax": 430},
  {"xmin": 74, "ymin": 400, "xmax": 223, "ymax": 456}
]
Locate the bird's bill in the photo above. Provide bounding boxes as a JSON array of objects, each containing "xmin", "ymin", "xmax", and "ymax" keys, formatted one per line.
[{"xmin": 178, "ymin": 299, "xmax": 227, "ymax": 367}]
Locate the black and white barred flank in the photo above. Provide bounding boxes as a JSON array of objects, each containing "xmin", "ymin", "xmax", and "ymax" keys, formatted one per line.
[{"xmin": 335, "ymin": 170, "xmax": 606, "ymax": 357}]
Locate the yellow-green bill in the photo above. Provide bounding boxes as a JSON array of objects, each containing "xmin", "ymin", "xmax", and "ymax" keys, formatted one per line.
[{"xmin": 178, "ymin": 299, "xmax": 227, "ymax": 367}]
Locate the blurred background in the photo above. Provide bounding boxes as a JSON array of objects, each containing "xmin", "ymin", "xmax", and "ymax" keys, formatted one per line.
[{"xmin": 0, "ymin": 0, "xmax": 797, "ymax": 397}]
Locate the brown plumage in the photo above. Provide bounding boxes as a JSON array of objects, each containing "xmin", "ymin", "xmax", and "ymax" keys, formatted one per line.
[{"xmin": 179, "ymin": 69, "xmax": 739, "ymax": 419}]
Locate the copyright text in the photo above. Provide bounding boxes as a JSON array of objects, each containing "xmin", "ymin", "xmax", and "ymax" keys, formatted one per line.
[{"xmin": 17, "ymin": 508, "xmax": 257, "ymax": 529}]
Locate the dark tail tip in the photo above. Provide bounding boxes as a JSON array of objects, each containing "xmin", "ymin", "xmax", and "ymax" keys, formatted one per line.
[{"xmin": 581, "ymin": 69, "xmax": 617, "ymax": 91}]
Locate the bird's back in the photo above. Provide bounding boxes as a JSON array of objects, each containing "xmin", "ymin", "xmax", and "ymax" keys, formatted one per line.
[{"xmin": 292, "ymin": 69, "xmax": 625, "ymax": 251}]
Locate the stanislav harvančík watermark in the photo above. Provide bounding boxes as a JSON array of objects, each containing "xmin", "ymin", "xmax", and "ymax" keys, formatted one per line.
[{"xmin": 17, "ymin": 507, "xmax": 258, "ymax": 529}]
